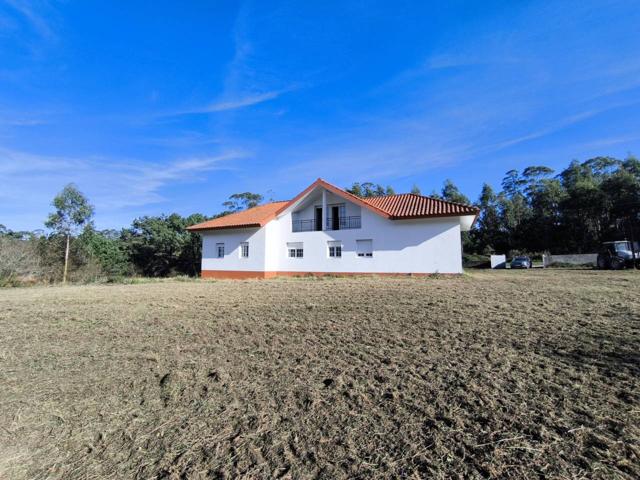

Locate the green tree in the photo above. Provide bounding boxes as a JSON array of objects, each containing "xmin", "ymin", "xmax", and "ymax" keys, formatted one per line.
[
  {"xmin": 45, "ymin": 184, "xmax": 94, "ymax": 283},
  {"xmin": 222, "ymin": 192, "xmax": 263, "ymax": 213},
  {"xmin": 441, "ymin": 179, "xmax": 470, "ymax": 204},
  {"xmin": 346, "ymin": 182, "xmax": 395, "ymax": 197},
  {"xmin": 410, "ymin": 184, "xmax": 421, "ymax": 195},
  {"xmin": 121, "ymin": 213, "xmax": 209, "ymax": 277},
  {"xmin": 438, "ymin": 179, "xmax": 475, "ymax": 252},
  {"xmin": 501, "ymin": 169, "xmax": 526, "ymax": 197},
  {"xmin": 177, "ymin": 213, "xmax": 209, "ymax": 276},
  {"xmin": 80, "ymin": 227, "xmax": 132, "ymax": 277},
  {"xmin": 475, "ymin": 183, "xmax": 504, "ymax": 253}
]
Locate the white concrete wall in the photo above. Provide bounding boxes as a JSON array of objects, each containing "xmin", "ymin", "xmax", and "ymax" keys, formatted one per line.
[
  {"xmin": 201, "ymin": 194, "xmax": 465, "ymax": 274},
  {"xmin": 201, "ymin": 227, "xmax": 266, "ymax": 272},
  {"xmin": 268, "ymin": 205, "xmax": 463, "ymax": 274}
]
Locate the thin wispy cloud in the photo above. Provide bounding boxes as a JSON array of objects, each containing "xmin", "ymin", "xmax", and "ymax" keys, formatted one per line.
[
  {"xmin": 163, "ymin": 87, "xmax": 294, "ymax": 118},
  {"xmin": 581, "ymin": 134, "xmax": 640, "ymax": 150},
  {"xmin": 0, "ymin": 148, "xmax": 244, "ymax": 228},
  {"xmin": 204, "ymin": 89, "xmax": 287, "ymax": 112},
  {"xmin": 491, "ymin": 99, "xmax": 640, "ymax": 152},
  {"xmin": 3, "ymin": 0, "xmax": 55, "ymax": 40}
]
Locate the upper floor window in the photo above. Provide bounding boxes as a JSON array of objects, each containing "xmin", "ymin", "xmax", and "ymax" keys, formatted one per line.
[
  {"xmin": 240, "ymin": 242, "xmax": 249, "ymax": 258},
  {"xmin": 356, "ymin": 239, "xmax": 373, "ymax": 257},
  {"xmin": 328, "ymin": 240, "xmax": 342, "ymax": 258},
  {"xmin": 216, "ymin": 243, "xmax": 225, "ymax": 258},
  {"xmin": 287, "ymin": 242, "xmax": 303, "ymax": 258}
]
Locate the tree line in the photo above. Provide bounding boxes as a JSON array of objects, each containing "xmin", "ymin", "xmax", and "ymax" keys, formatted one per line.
[
  {"xmin": 346, "ymin": 156, "xmax": 640, "ymax": 256},
  {"xmin": 1, "ymin": 155, "xmax": 638, "ymax": 284},
  {"xmin": 0, "ymin": 189, "xmax": 266, "ymax": 285}
]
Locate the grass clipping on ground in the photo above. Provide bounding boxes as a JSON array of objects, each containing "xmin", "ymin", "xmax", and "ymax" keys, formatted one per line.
[{"xmin": 0, "ymin": 270, "xmax": 638, "ymax": 479}]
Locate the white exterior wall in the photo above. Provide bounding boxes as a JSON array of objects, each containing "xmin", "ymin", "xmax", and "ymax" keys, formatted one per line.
[
  {"xmin": 269, "ymin": 207, "xmax": 463, "ymax": 274},
  {"xmin": 201, "ymin": 227, "xmax": 267, "ymax": 271},
  {"xmin": 200, "ymin": 200, "xmax": 466, "ymax": 274}
]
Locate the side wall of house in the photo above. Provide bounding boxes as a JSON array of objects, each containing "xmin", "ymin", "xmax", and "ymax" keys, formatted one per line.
[
  {"xmin": 201, "ymin": 227, "xmax": 267, "ymax": 273},
  {"xmin": 266, "ymin": 207, "xmax": 464, "ymax": 274}
]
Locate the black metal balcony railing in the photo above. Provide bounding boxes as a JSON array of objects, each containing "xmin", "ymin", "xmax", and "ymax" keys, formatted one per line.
[
  {"xmin": 292, "ymin": 218, "xmax": 316, "ymax": 232},
  {"xmin": 326, "ymin": 216, "xmax": 361, "ymax": 230},
  {"xmin": 292, "ymin": 216, "xmax": 361, "ymax": 232}
]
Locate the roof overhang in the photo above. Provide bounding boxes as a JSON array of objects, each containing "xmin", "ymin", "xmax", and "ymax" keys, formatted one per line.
[{"xmin": 187, "ymin": 223, "xmax": 262, "ymax": 232}]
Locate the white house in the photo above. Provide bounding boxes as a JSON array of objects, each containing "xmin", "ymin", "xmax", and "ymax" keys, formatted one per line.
[{"xmin": 188, "ymin": 179, "xmax": 479, "ymax": 278}]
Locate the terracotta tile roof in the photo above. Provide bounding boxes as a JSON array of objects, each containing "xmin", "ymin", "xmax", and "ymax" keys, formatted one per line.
[
  {"xmin": 362, "ymin": 193, "xmax": 479, "ymax": 219},
  {"xmin": 188, "ymin": 180, "xmax": 479, "ymax": 231},
  {"xmin": 187, "ymin": 201, "xmax": 289, "ymax": 231}
]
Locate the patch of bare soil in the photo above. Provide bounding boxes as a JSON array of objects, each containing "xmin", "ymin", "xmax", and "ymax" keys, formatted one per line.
[{"xmin": 0, "ymin": 270, "xmax": 638, "ymax": 479}]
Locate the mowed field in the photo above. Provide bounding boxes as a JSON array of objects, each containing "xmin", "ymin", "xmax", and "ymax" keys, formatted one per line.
[{"xmin": 1, "ymin": 271, "xmax": 639, "ymax": 479}]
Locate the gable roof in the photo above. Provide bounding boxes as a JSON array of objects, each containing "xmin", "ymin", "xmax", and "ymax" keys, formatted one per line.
[
  {"xmin": 274, "ymin": 178, "xmax": 392, "ymax": 218},
  {"xmin": 187, "ymin": 201, "xmax": 288, "ymax": 231},
  {"xmin": 187, "ymin": 179, "xmax": 479, "ymax": 231},
  {"xmin": 363, "ymin": 193, "xmax": 479, "ymax": 219}
]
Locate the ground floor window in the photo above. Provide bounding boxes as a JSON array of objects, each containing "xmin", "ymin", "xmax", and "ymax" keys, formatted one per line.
[
  {"xmin": 216, "ymin": 243, "xmax": 225, "ymax": 258},
  {"xmin": 356, "ymin": 239, "xmax": 373, "ymax": 257},
  {"xmin": 328, "ymin": 240, "xmax": 342, "ymax": 258},
  {"xmin": 287, "ymin": 242, "xmax": 303, "ymax": 258},
  {"xmin": 240, "ymin": 242, "xmax": 249, "ymax": 258}
]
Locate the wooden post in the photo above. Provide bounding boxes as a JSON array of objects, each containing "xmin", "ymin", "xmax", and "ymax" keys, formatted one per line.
[{"xmin": 63, "ymin": 234, "xmax": 70, "ymax": 284}]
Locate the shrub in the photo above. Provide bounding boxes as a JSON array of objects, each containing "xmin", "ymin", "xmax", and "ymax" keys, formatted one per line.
[{"xmin": 0, "ymin": 237, "xmax": 42, "ymax": 286}]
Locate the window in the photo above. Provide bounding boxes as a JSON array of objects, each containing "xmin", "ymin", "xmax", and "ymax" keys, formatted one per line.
[
  {"xmin": 287, "ymin": 242, "xmax": 303, "ymax": 258},
  {"xmin": 328, "ymin": 240, "xmax": 342, "ymax": 258},
  {"xmin": 216, "ymin": 243, "xmax": 225, "ymax": 258},
  {"xmin": 356, "ymin": 239, "xmax": 373, "ymax": 257},
  {"xmin": 240, "ymin": 242, "xmax": 249, "ymax": 258}
]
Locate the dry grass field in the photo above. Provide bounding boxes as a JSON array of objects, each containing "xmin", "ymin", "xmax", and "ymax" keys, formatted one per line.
[{"xmin": 1, "ymin": 270, "xmax": 639, "ymax": 479}]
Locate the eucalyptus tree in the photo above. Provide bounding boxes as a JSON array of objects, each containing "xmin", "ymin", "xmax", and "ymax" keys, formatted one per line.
[{"xmin": 45, "ymin": 184, "xmax": 94, "ymax": 283}]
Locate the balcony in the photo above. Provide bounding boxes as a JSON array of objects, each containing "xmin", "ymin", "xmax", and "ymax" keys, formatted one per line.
[{"xmin": 292, "ymin": 216, "xmax": 361, "ymax": 232}]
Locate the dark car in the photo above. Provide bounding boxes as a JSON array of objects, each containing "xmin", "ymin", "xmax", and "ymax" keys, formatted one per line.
[
  {"xmin": 510, "ymin": 256, "xmax": 532, "ymax": 269},
  {"xmin": 597, "ymin": 241, "xmax": 639, "ymax": 269}
]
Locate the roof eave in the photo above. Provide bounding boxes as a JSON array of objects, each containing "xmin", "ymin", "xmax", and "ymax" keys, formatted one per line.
[
  {"xmin": 187, "ymin": 222, "xmax": 263, "ymax": 232},
  {"xmin": 389, "ymin": 210, "xmax": 479, "ymax": 221}
]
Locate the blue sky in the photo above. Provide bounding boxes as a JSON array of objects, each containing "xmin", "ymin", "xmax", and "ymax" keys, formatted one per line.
[{"xmin": 1, "ymin": 0, "xmax": 640, "ymax": 231}]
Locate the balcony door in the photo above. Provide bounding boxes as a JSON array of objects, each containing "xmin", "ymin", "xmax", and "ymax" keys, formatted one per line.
[
  {"xmin": 332, "ymin": 205, "xmax": 340, "ymax": 230},
  {"xmin": 315, "ymin": 206, "xmax": 323, "ymax": 231}
]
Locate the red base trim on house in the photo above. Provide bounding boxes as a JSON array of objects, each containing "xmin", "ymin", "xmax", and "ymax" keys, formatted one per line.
[{"xmin": 200, "ymin": 270, "xmax": 458, "ymax": 279}]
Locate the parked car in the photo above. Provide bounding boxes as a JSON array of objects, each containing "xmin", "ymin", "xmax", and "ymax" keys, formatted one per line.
[
  {"xmin": 510, "ymin": 256, "xmax": 532, "ymax": 269},
  {"xmin": 597, "ymin": 241, "xmax": 639, "ymax": 270}
]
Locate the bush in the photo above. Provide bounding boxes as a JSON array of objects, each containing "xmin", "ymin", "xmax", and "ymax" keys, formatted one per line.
[
  {"xmin": 80, "ymin": 228, "xmax": 133, "ymax": 277},
  {"xmin": 463, "ymin": 254, "xmax": 491, "ymax": 269},
  {"xmin": 0, "ymin": 237, "xmax": 42, "ymax": 286}
]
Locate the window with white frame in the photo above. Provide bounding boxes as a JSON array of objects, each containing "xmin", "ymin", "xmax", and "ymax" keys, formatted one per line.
[
  {"xmin": 356, "ymin": 239, "xmax": 373, "ymax": 257},
  {"xmin": 216, "ymin": 243, "xmax": 225, "ymax": 258},
  {"xmin": 287, "ymin": 242, "xmax": 303, "ymax": 258},
  {"xmin": 328, "ymin": 240, "xmax": 342, "ymax": 258},
  {"xmin": 240, "ymin": 242, "xmax": 249, "ymax": 258}
]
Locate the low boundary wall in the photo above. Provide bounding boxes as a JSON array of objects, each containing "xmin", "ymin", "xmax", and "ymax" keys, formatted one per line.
[{"xmin": 543, "ymin": 254, "xmax": 597, "ymax": 267}]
